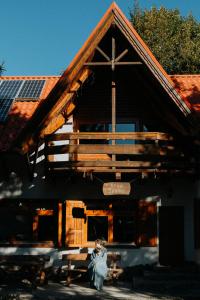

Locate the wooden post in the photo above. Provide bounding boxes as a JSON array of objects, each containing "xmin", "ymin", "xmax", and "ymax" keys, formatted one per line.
[
  {"xmin": 33, "ymin": 215, "xmax": 39, "ymax": 240},
  {"xmin": 108, "ymin": 215, "xmax": 113, "ymax": 243},
  {"xmin": 58, "ymin": 202, "xmax": 63, "ymax": 248},
  {"xmin": 111, "ymin": 37, "xmax": 116, "ymax": 164},
  {"xmin": 108, "ymin": 203, "xmax": 113, "ymax": 243}
]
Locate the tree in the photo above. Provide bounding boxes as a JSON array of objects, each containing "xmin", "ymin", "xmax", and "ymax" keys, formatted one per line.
[
  {"xmin": 130, "ymin": 1, "xmax": 200, "ymax": 74},
  {"xmin": 0, "ymin": 62, "xmax": 5, "ymax": 75}
]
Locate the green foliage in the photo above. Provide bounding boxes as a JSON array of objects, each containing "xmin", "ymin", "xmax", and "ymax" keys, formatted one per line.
[
  {"xmin": 0, "ymin": 62, "xmax": 5, "ymax": 75},
  {"xmin": 130, "ymin": 1, "xmax": 200, "ymax": 74}
]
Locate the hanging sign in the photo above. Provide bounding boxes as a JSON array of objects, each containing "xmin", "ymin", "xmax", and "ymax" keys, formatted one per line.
[{"xmin": 103, "ymin": 182, "xmax": 131, "ymax": 196}]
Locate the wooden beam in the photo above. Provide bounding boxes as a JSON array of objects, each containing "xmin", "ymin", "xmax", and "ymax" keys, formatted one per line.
[
  {"xmin": 47, "ymin": 160, "xmax": 193, "ymax": 169},
  {"xmin": 42, "ymin": 101, "xmax": 76, "ymax": 136},
  {"xmin": 36, "ymin": 210, "xmax": 54, "ymax": 216},
  {"xmin": 58, "ymin": 203, "xmax": 62, "ymax": 248},
  {"xmin": 96, "ymin": 46, "xmax": 110, "ymax": 61},
  {"xmin": 65, "ymin": 102, "xmax": 76, "ymax": 118},
  {"xmin": 108, "ymin": 215, "xmax": 113, "ymax": 243},
  {"xmin": 45, "ymin": 132, "xmax": 173, "ymax": 141},
  {"xmin": 40, "ymin": 69, "xmax": 90, "ymax": 137},
  {"xmin": 42, "ymin": 114, "xmax": 66, "ymax": 136},
  {"xmin": 33, "ymin": 215, "xmax": 39, "ymax": 240},
  {"xmin": 112, "ymin": 36, "xmax": 116, "ymax": 71},
  {"xmin": 46, "ymin": 144, "xmax": 177, "ymax": 155},
  {"xmin": 111, "ymin": 36, "xmax": 116, "ymax": 164},
  {"xmin": 115, "ymin": 49, "xmax": 128, "ymax": 62},
  {"xmin": 84, "ymin": 61, "xmax": 142, "ymax": 66},
  {"xmin": 47, "ymin": 161, "xmax": 162, "ymax": 168},
  {"xmin": 86, "ymin": 210, "xmax": 136, "ymax": 216},
  {"xmin": 51, "ymin": 168, "xmax": 190, "ymax": 173}
]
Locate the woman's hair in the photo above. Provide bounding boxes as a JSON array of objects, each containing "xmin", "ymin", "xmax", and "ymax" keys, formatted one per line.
[{"xmin": 95, "ymin": 238, "xmax": 106, "ymax": 247}]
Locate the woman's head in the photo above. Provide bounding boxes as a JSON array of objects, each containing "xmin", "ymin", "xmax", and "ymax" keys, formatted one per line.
[{"xmin": 95, "ymin": 238, "xmax": 106, "ymax": 250}]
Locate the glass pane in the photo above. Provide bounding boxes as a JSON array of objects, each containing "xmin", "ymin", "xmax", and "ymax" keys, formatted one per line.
[
  {"xmin": 87, "ymin": 216, "xmax": 108, "ymax": 241},
  {"xmin": 108, "ymin": 123, "xmax": 136, "ymax": 144},
  {"xmin": 113, "ymin": 216, "xmax": 135, "ymax": 243},
  {"xmin": 79, "ymin": 124, "xmax": 107, "ymax": 144},
  {"xmin": 0, "ymin": 209, "xmax": 32, "ymax": 242},
  {"xmin": 38, "ymin": 216, "xmax": 55, "ymax": 241}
]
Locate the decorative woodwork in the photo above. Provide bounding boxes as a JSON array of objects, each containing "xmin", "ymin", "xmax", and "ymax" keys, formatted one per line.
[{"xmin": 44, "ymin": 131, "xmax": 194, "ymax": 174}]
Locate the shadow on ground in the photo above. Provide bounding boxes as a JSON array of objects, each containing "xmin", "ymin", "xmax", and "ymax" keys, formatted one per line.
[{"xmin": 1, "ymin": 265, "xmax": 200, "ymax": 299}]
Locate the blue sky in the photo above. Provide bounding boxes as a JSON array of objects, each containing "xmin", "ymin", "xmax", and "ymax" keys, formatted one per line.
[{"xmin": 1, "ymin": 0, "xmax": 200, "ymax": 76}]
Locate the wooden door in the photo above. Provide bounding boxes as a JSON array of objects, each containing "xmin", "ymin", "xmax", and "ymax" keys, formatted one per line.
[
  {"xmin": 65, "ymin": 201, "xmax": 87, "ymax": 247},
  {"xmin": 159, "ymin": 206, "xmax": 184, "ymax": 266}
]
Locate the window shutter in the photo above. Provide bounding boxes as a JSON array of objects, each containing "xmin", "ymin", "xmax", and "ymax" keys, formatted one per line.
[
  {"xmin": 137, "ymin": 200, "xmax": 157, "ymax": 247},
  {"xmin": 65, "ymin": 200, "xmax": 87, "ymax": 247}
]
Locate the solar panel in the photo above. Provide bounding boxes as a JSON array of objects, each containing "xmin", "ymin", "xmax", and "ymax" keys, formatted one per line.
[
  {"xmin": 0, "ymin": 80, "xmax": 23, "ymax": 99},
  {"xmin": 18, "ymin": 80, "xmax": 45, "ymax": 99},
  {"xmin": 0, "ymin": 98, "xmax": 14, "ymax": 122}
]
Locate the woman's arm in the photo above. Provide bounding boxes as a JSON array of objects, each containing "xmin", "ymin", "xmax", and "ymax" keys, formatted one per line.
[
  {"xmin": 101, "ymin": 249, "xmax": 107, "ymax": 264},
  {"xmin": 88, "ymin": 250, "xmax": 97, "ymax": 269}
]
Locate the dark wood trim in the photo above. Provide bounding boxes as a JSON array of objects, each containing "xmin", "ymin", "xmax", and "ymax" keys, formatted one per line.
[
  {"xmin": 115, "ymin": 49, "xmax": 128, "ymax": 62},
  {"xmin": 46, "ymin": 144, "xmax": 178, "ymax": 155},
  {"xmin": 47, "ymin": 161, "xmax": 162, "ymax": 168},
  {"xmin": 47, "ymin": 160, "xmax": 192, "ymax": 169},
  {"xmin": 58, "ymin": 202, "xmax": 62, "ymax": 248},
  {"xmin": 84, "ymin": 61, "xmax": 142, "ymax": 66},
  {"xmin": 96, "ymin": 46, "xmax": 110, "ymax": 61},
  {"xmin": 45, "ymin": 132, "xmax": 173, "ymax": 141},
  {"xmin": 51, "ymin": 168, "xmax": 189, "ymax": 173}
]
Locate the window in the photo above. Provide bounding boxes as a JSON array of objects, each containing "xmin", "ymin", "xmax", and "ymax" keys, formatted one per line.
[
  {"xmin": 79, "ymin": 124, "xmax": 107, "ymax": 144},
  {"xmin": 0, "ymin": 207, "xmax": 32, "ymax": 242},
  {"xmin": 79, "ymin": 121, "xmax": 148, "ymax": 147},
  {"xmin": 66, "ymin": 200, "xmax": 157, "ymax": 247},
  {"xmin": 33, "ymin": 209, "xmax": 56, "ymax": 243},
  {"xmin": 37, "ymin": 215, "xmax": 55, "ymax": 241},
  {"xmin": 87, "ymin": 216, "xmax": 108, "ymax": 241},
  {"xmin": 113, "ymin": 216, "xmax": 135, "ymax": 243},
  {"xmin": 86, "ymin": 200, "xmax": 137, "ymax": 244},
  {"xmin": 108, "ymin": 123, "xmax": 136, "ymax": 144}
]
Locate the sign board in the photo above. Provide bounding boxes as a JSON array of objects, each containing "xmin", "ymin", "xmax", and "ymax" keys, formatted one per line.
[{"xmin": 103, "ymin": 182, "xmax": 131, "ymax": 196}]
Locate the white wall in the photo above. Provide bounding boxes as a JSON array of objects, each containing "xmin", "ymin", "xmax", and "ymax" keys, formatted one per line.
[
  {"xmin": 0, "ymin": 246, "xmax": 158, "ymax": 268},
  {"xmin": 53, "ymin": 118, "xmax": 73, "ymax": 162}
]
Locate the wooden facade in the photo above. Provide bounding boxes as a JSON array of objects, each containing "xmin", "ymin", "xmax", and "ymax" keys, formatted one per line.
[{"xmin": 1, "ymin": 3, "xmax": 200, "ymax": 267}]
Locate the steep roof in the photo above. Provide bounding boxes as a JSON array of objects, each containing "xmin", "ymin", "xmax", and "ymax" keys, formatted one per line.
[
  {"xmin": 1, "ymin": 2, "xmax": 200, "ymax": 153},
  {"xmin": 171, "ymin": 75, "xmax": 200, "ymax": 113},
  {"xmin": 0, "ymin": 76, "xmax": 59, "ymax": 151}
]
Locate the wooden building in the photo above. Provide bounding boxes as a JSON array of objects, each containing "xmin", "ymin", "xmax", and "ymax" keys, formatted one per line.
[{"xmin": 1, "ymin": 2, "xmax": 200, "ymax": 267}]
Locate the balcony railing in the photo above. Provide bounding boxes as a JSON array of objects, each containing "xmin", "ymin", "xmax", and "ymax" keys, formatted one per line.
[{"xmin": 44, "ymin": 132, "xmax": 193, "ymax": 174}]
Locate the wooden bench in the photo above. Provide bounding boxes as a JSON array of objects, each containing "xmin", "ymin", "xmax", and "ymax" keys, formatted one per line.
[
  {"xmin": 0, "ymin": 255, "xmax": 50, "ymax": 287},
  {"xmin": 62, "ymin": 252, "xmax": 122, "ymax": 286}
]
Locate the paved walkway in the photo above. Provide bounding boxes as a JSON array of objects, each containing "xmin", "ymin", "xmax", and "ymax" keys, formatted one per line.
[{"xmin": 1, "ymin": 279, "xmax": 200, "ymax": 300}]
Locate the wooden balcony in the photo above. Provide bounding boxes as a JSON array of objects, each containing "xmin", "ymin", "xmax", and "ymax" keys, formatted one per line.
[{"xmin": 44, "ymin": 132, "xmax": 194, "ymax": 174}]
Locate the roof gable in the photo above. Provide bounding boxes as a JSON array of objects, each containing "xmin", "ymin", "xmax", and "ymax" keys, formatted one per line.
[{"xmin": 13, "ymin": 2, "xmax": 199, "ymax": 153}]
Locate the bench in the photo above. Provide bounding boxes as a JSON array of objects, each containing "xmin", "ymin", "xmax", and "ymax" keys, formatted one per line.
[
  {"xmin": 0, "ymin": 255, "xmax": 50, "ymax": 287},
  {"xmin": 62, "ymin": 252, "xmax": 122, "ymax": 286}
]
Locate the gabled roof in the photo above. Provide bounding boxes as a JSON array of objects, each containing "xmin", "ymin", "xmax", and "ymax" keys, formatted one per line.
[
  {"xmin": 171, "ymin": 75, "xmax": 200, "ymax": 113},
  {"xmin": 0, "ymin": 76, "xmax": 59, "ymax": 151},
  {"xmin": 3, "ymin": 2, "xmax": 200, "ymax": 153}
]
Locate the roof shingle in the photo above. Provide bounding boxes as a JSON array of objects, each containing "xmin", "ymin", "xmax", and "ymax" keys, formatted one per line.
[{"xmin": 0, "ymin": 76, "xmax": 60, "ymax": 151}]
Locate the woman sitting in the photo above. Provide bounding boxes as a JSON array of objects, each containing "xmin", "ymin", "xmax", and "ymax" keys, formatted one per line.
[{"xmin": 88, "ymin": 239, "xmax": 108, "ymax": 291}]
